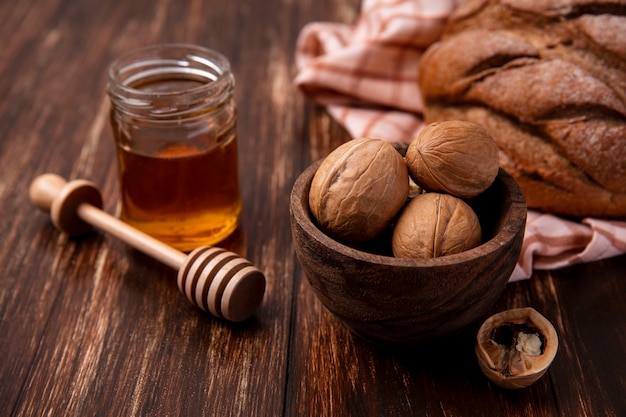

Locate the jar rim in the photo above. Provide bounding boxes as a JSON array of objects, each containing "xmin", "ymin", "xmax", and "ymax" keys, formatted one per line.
[{"xmin": 107, "ymin": 43, "xmax": 234, "ymax": 107}]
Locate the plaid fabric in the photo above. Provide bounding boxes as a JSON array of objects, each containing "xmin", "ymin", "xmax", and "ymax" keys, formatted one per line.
[{"xmin": 294, "ymin": 0, "xmax": 626, "ymax": 280}]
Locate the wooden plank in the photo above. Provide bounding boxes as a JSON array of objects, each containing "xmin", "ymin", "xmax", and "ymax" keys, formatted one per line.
[
  {"xmin": 2, "ymin": 0, "xmax": 626, "ymax": 415},
  {"xmin": 0, "ymin": 0, "xmax": 365, "ymax": 415},
  {"xmin": 288, "ymin": 253, "xmax": 626, "ymax": 416}
]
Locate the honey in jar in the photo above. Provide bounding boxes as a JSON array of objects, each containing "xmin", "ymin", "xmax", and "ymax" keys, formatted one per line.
[{"xmin": 107, "ymin": 44, "xmax": 241, "ymax": 251}]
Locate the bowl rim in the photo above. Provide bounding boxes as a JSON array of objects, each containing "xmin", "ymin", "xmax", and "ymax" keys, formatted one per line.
[{"xmin": 290, "ymin": 160, "xmax": 527, "ymax": 267}]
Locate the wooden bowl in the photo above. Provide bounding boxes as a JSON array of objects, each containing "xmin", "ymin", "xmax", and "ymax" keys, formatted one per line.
[{"xmin": 289, "ymin": 161, "xmax": 527, "ymax": 346}]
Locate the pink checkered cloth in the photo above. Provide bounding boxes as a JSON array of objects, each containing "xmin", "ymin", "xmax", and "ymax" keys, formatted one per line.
[{"xmin": 294, "ymin": 0, "xmax": 626, "ymax": 281}]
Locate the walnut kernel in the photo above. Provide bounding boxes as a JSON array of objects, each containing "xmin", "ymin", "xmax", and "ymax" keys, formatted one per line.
[{"xmin": 476, "ymin": 307, "xmax": 559, "ymax": 389}]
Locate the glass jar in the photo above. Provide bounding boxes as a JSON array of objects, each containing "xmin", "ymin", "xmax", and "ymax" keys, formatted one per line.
[{"xmin": 107, "ymin": 43, "xmax": 241, "ymax": 251}]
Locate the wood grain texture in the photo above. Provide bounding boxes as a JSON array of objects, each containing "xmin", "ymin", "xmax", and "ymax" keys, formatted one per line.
[{"xmin": 1, "ymin": 0, "xmax": 625, "ymax": 416}]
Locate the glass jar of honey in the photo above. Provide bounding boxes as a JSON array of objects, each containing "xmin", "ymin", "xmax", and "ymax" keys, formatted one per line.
[{"xmin": 107, "ymin": 44, "xmax": 241, "ymax": 251}]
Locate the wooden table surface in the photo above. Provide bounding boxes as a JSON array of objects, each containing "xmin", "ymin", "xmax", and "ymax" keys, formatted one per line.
[{"xmin": 1, "ymin": 0, "xmax": 625, "ymax": 415}]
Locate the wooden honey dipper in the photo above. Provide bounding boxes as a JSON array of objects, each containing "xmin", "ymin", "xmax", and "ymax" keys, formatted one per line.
[{"xmin": 29, "ymin": 173, "xmax": 266, "ymax": 322}]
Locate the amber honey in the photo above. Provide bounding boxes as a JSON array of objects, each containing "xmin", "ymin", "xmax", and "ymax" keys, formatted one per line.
[
  {"xmin": 114, "ymin": 131, "xmax": 241, "ymax": 251},
  {"xmin": 108, "ymin": 44, "xmax": 241, "ymax": 251}
]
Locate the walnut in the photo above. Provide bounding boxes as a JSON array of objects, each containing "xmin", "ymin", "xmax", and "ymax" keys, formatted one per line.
[
  {"xmin": 391, "ymin": 192, "xmax": 482, "ymax": 258},
  {"xmin": 475, "ymin": 307, "xmax": 559, "ymax": 389},
  {"xmin": 309, "ymin": 138, "xmax": 409, "ymax": 242},
  {"xmin": 406, "ymin": 121, "xmax": 499, "ymax": 198}
]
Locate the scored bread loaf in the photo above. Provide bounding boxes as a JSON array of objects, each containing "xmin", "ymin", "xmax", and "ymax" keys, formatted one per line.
[{"xmin": 418, "ymin": 0, "xmax": 626, "ymax": 218}]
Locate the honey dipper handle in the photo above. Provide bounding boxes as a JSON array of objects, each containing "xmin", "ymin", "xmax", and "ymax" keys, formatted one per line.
[
  {"xmin": 29, "ymin": 174, "xmax": 186, "ymax": 269},
  {"xmin": 78, "ymin": 204, "xmax": 186, "ymax": 269}
]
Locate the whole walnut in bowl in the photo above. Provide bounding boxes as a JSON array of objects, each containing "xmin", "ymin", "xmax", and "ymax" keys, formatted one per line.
[
  {"xmin": 405, "ymin": 120, "xmax": 499, "ymax": 199},
  {"xmin": 309, "ymin": 138, "xmax": 409, "ymax": 242},
  {"xmin": 392, "ymin": 192, "xmax": 483, "ymax": 259},
  {"xmin": 290, "ymin": 160, "xmax": 527, "ymax": 346}
]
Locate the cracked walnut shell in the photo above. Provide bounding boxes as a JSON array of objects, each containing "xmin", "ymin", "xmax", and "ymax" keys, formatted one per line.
[
  {"xmin": 476, "ymin": 307, "xmax": 559, "ymax": 389},
  {"xmin": 309, "ymin": 138, "xmax": 409, "ymax": 242},
  {"xmin": 406, "ymin": 121, "xmax": 499, "ymax": 198},
  {"xmin": 391, "ymin": 192, "xmax": 482, "ymax": 259}
]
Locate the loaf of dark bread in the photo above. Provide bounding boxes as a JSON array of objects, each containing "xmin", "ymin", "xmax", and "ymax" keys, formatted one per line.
[{"xmin": 418, "ymin": 0, "xmax": 626, "ymax": 218}]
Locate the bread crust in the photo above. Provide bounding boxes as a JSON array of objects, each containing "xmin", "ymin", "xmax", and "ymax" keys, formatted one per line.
[{"xmin": 419, "ymin": 0, "xmax": 626, "ymax": 218}]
